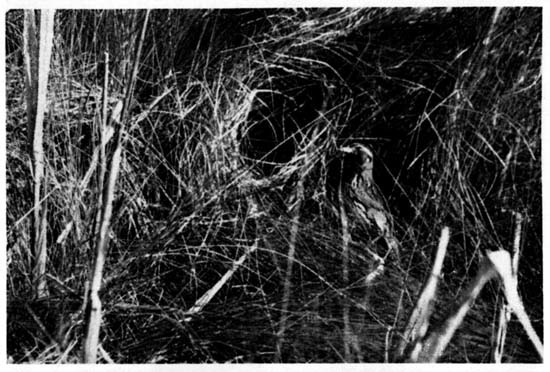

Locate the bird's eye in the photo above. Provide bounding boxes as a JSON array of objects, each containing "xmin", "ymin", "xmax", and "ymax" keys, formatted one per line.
[{"xmin": 361, "ymin": 149, "xmax": 373, "ymax": 164}]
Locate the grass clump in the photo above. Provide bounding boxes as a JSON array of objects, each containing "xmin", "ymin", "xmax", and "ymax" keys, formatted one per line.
[{"xmin": 6, "ymin": 8, "xmax": 541, "ymax": 363}]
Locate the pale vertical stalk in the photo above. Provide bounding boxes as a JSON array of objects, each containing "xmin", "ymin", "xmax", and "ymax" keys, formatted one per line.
[
  {"xmin": 23, "ymin": 10, "xmax": 55, "ymax": 298},
  {"xmin": 410, "ymin": 249, "xmax": 542, "ymax": 362},
  {"xmin": 82, "ymin": 144, "xmax": 122, "ymax": 363},
  {"xmin": 493, "ymin": 212, "xmax": 522, "ymax": 362},
  {"xmin": 413, "ymin": 258, "xmax": 498, "ymax": 362},
  {"xmin": 493, "ymin": 218, "xmax": 542, "ymax": 360},
  {"xmin": 339, "ymin": 187, "xmax": 352, "ymax": 361},
  {"xmin": 494, "ymin": 301, "xmax": 510, "ymax": 363},
  {"xmin": 82, "ymin": 10, "xmax": 150, "ymax": 363},
  {"xmin": 275, "ymin": 179, "xmax": 304, "ymax": 362},
  {"xmin": 99, "ymin": 51, "xmax": 110, "ymax": 199},
  {"xmin": 503, "ymin": 287, "xmax": 543, "ymax": 360},
  {"xmin": 93, "ymin": 52, "xmax": 109, "ymax": 239},
  {"xmin": 23, "ymin": 10, "xmax": 38, "ymax": 149},
  {"xmin": 35, "ymin": 9, "xmax": 55, "ymax": 298},
  {"xmin": 396, "ymin": 227, "xmax": 449, "ymax": 360},
  {"xmin": 510, "ymin": 212, "xmax": 522, "ymax": 278}
]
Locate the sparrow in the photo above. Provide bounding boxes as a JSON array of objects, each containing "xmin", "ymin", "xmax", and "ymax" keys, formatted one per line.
[{"xmin": 338, "ymin": 143, "xmax": 399, "ymax": 257}]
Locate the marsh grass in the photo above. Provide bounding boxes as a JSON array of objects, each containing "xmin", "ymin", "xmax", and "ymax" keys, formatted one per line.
[{"xmin": 6, "ymin": 8, "xmax": 542, "ymax": 363}]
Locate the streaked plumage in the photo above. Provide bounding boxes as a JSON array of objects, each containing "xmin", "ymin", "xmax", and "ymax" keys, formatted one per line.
[{"xmin": 337, "ymin": 143, "xmax": 399, "ymax": 257}]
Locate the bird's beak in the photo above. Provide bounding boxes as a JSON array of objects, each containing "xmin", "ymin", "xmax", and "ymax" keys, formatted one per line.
[{"xmin": 338, "ymin": 146, "xmax": 354, "ymax": 154}]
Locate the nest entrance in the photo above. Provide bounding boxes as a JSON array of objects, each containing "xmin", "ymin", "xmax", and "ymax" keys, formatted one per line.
[{"xmin": 240, "ymin": 74, "xmax": 329, "ymax": 175}]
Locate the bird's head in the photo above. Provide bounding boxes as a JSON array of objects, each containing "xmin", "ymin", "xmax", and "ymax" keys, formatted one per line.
[{"xmin": 338, "ymin": 143, "xmax": 373, "ymax": 172}]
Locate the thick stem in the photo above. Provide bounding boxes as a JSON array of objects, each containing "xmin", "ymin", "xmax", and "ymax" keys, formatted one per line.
[
  {"xmin": 23, "ymin": 10, "xmax": 55, "ymax": 298},
  {"xmin": 412, "ymin": 258, "xmax": 497, "ymax": 362},
  {"xmin": 82, "ymin": 10, "xmax": 150, "ymax": 363},
  {"xmin": 82, "ymin": 144, "xmax": 122, "ymax": 363}
]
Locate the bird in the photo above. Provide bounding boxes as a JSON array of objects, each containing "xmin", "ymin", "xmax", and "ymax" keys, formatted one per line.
[{"xmin": 337, "ymin": 143, "xmax": 399, "ymax": 258}]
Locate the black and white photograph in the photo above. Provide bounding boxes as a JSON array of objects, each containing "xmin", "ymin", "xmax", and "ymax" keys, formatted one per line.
[{"xmin": 3, "ymin": 4, "xmax": 544, "ymax": 364}]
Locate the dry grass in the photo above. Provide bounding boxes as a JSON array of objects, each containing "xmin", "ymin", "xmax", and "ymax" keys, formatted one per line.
[{"xmin": 6, "ymin": 8, "xmax": 541, "ymax": 363}]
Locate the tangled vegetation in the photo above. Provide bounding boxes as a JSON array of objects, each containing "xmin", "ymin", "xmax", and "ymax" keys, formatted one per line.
[{"xmin": 6, "ymin": 8, "xmax": 541, "ymax": 363}]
